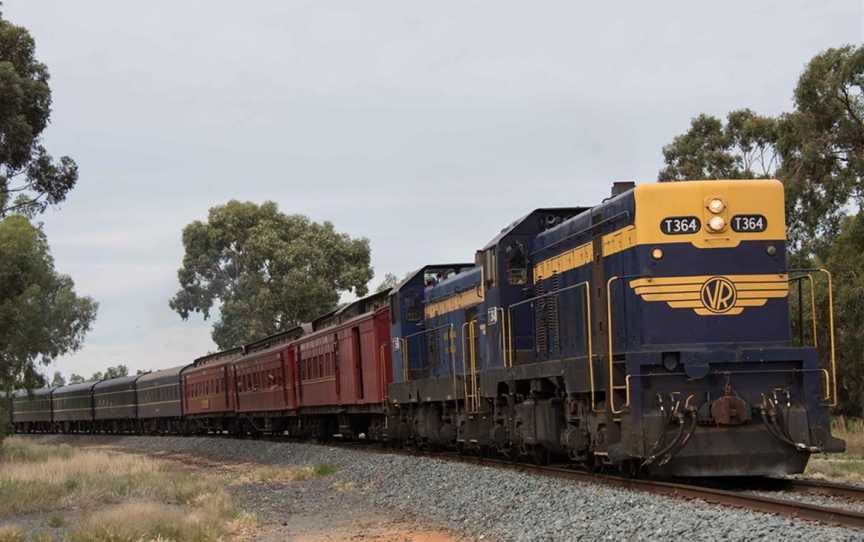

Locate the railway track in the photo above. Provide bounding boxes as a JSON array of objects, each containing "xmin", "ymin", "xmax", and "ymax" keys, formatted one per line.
[
  {"xmin": 476, "ymin": 459, "xmax": 864, "ymax": 529},
  {"xmin": 22, "ymin": 432, "xmax": 864, "ymax": 530},
  {"xmin": 376, "ymin": 446, "xmax": 864, "ymax": 530}
]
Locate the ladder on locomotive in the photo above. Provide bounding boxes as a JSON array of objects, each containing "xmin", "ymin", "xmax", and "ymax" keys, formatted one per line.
[{"xmin": 462, "ymin": 319, "xmax": 480, "ymax": 414}]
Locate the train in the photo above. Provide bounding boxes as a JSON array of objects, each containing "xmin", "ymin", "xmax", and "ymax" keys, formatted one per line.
[{"xmin": 10, "ymin": 179, "xmax": 845, "ymax": 477}]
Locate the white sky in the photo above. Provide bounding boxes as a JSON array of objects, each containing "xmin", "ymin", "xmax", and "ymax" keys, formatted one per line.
[{"xmin": 5, "ymin": 1, "xmax": 862, "ymax": 380}]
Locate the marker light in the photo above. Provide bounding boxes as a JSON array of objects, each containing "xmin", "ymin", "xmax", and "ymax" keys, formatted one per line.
[
  {"xmin": 708, "ymin": 216, "xmax": 726, "ymax": 232},
  {"xmin": 708, "ymin": 198, "xmax": 726, "ymax": 214},
  {"xmin": 651, "ymin": 248, "xmax": 664, "ymax": 260}
]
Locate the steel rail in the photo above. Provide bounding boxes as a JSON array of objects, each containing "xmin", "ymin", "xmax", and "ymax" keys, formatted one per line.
[
  {"xmin": 18, "ymin": 432, "xmax": 864, "ymax": 530},
  {"xmin": 458, "ymin": 459, "xmax": 864, "ymax": 530}
]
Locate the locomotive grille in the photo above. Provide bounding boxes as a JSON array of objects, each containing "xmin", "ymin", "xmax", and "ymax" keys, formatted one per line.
[
  {"xmin": 534, "ymin": 281, "xmax": 547, "ymax": 355},
  {"xmin": 548, "ymin": 273, "xmax": 561, "ymax": 355}
]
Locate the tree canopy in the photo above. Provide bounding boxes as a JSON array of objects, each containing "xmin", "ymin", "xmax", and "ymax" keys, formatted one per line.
[
  {"xmin": 170, "ymin": 200, "xmax": 373, "ymax": 349},
  {"xmin": 375, "ymin": 272, "xmax": 404, "ymax": 293},
  {"xmin": 90, "ymin": 364, "xmax": 128, "ymax": 382},
  {"xmin": 659, "ymin": 110, "xmax": 780, "ymax": 182},
  {"xmin": 0, "ymin": 215, "xmax": 97, "ymax": 392},
  {"xmin": 0, "ymin": 9, "xmax": 78, "ymax": 218}
]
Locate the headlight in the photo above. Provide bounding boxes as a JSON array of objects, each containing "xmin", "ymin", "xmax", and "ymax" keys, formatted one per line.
[
  {"xmin": 708, "ymin": 198, "xmax": 726, "ymax": 214},
  {"xmin": 708, "ymin": 216, "xmax": 726, "ymax": 232}
]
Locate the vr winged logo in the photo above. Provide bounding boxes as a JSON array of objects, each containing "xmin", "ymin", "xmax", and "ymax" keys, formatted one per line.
[{"xmin": 629, "ymin": 274, "xmax": 788, "ymax": 316}]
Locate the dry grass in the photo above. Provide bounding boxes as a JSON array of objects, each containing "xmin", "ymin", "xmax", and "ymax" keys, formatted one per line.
[
  {"xmin": 0, "ymin": 438, "xmax": 257, "ymax": 541},
  {"xmin": 0, "ymin": 526, "xmax": 26, "ymax": 542},
  {"xmin": 805, "ymin": 417, "xmax": 864, "ymax": 480},
  {"xmin": 67, "ymin": 496, "xmax": 246, "ymax": 542},
  {"xmin": 239, "ymin": 463, "xmax": 338, "ymax": 483},
  {"xmin": 0, "ymin": 438, "xmax": 226, "ymax": 516},
  {"xmin": 831, "ymin": 416, "xmax": 864, "ymax": 457}
]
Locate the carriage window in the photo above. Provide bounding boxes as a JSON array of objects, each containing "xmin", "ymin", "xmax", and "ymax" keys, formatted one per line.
[{"xmin": 505, "ymin": 241, "xmax": 527, "ymax": 285}]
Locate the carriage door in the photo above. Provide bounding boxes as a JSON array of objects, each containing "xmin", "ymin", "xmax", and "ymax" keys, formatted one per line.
[{"xmin": 352, "ymin": 327, "xmax": 365, "ymax": 400}]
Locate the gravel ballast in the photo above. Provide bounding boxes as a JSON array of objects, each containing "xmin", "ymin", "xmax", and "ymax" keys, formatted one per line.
[{"xmin": 25, "ymin": 435, "xmax": 864, "ymax": 542}]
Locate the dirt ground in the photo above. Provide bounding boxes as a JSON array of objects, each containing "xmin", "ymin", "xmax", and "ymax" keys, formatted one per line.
[{"xmin": 156, "ymin": 449, "xmax": 460, "ymax": 542}]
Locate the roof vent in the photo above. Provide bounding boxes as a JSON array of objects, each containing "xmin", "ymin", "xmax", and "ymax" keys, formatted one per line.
[{"xmin": 611, "ymin": 180, "xmax": 636, "ymax": 197}]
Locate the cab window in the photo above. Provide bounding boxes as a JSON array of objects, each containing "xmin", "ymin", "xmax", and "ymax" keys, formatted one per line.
[{"xmin": 505, "ymin": 241, "xmax": 527, "ymax": 285}]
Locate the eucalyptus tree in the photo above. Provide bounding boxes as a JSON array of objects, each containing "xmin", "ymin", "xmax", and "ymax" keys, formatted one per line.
[{"xmin": 170, "ymin": 200, "xmax": 373, "ymax": 349}]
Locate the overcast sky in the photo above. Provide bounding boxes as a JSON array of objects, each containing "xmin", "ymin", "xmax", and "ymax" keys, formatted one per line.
[{"xmin": 6, "ymin": 1, "xmax": 862, "ymax": 380}]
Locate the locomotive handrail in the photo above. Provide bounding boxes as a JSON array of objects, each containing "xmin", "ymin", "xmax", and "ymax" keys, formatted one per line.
[
  {"xmin": 492, "ymin": 307, "xmax": 508, "ymax": 368},
  {"xmin": 401, "ymin": 337, "xmax": 408, "ymax": 382},
  {"xmin": 789, "ymin": 268, "xmax": 837, "ymax": 407},
  {"xmin": 788, "ymin": 274, "xmax": 819, "ymax": 349},
  {"xmin": 506, "ymin": 281, "xmax": 594, "ymax": 407},
  {"xmin": 379, "ymin": 343, "xmax": 388, "ymax": 401},
  {"xmin": 461, "ymin": 321, "xmax": 480, "ymax": 413},
  {"xmin": 607, "ymin": 276, "xmax": 624, "ymax": 414}
]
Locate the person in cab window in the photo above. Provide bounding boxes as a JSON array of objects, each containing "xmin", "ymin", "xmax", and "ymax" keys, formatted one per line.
[{"xmin": 506, "ymin": 241, "xmax": 528, "ymax": 285}]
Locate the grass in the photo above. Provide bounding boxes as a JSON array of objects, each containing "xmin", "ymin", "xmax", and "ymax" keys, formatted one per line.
[
  {"xmin": 805, "ymin": 416, "xmax": 864, "ymax": 480},
  {"xmin": 241, "ymin": 463, "xmax": 338, "ymax": 483},
  {"xmin": 0, "ymin": 527, "xmax": 26, "ymax": 542},
  {"xmin": 0, "ymin": 437, "xmax": 256, "ymax": 541}
]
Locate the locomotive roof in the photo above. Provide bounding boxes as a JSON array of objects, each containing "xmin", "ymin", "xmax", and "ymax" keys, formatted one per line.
[
  {"xmin": 482, "ymin": 207, "xmax": 588, "ymax": 250},
  {"xmin": 392, "ymin": 263, "xmax": 475, "ymax": 293},
  {"xmin": 533, "ymin": 190, "xmax": 633, "ymax": 254},
  {"xmin": 425, "ymin": 266, "xmax": 481, "ymax": 303},
  {"xmin": 53, "ymin": 380, "xmax": 99, "ymax": 395}
]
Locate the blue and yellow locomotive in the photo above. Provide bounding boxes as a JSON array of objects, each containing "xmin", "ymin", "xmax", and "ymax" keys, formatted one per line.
[{"xmin": 387, "ymin": 179, "xmax": 844, "ymax": 476}]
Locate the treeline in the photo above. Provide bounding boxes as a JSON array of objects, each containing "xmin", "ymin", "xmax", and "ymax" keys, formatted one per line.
[
  {"xmin": 47, "ymin": 365, "xmax": 132, "ymax": 387},
  {"xmin": 0, "ymin": 6, "xmax": 96, "ymax": 428},
  {"xmin": 659, "ymin": 45, "xmax": 863, "ymax": 414}
]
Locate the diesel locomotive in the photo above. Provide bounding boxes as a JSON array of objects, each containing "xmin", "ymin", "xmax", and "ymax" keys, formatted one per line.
[{"xmin": 10, "ymin": 179, "xmax": 844, "ymax": 477}]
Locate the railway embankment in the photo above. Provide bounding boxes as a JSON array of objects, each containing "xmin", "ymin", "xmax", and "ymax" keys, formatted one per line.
[{"xmin": 12, "ymin": 434, "xmax": 864, "ymax": 542}]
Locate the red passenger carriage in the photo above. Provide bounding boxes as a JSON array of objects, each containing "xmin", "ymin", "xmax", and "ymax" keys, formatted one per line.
[{"xmin": 181, "ymin": 347, "xmax": 243, "ymax": 433}]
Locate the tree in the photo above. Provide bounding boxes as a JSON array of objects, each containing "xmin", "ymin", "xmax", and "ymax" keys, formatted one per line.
[
  {"xmin": 91, "ymin": 364, "xmax": 127, "ymax": 381},
  {"xmin": 0, "ymin": 9, "xmax": 78, "ymax": 218},
  {"xmin": 68, "ymin": 373, "xmax": 84, "ymax": 384},
  {"xmin": 658, "ymin": 109, "xmax": 780, "ymax": 182},
  {"xmin": 778, "ymin": 45, "xmax": 864, "ymax": 258},
  {"xmin": 825, "ymin": 213, "xmax": 864, "ymax": 414},
  {"xmin": 375, "ymin": 272, "xmax": 402, "ymax": 293},
  {"xmin": 50, "ymin": 371, "xmax": 65, "ymax": 387},
  {"xmin": 170, "ymin": 201, "xmax": 373, "ymax": 349},
  {"xmin": 0, "ymin": 215, "xmax": 97, "ymax": 392}
]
